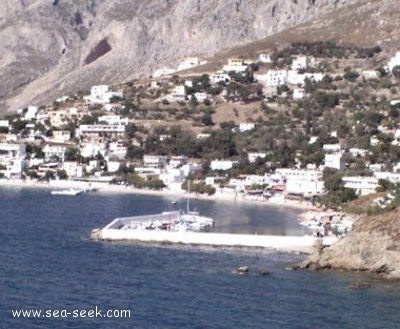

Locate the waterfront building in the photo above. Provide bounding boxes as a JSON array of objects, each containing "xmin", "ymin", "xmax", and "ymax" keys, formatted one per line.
[
  {"xmin": 342, "ymin": 176, "xmax": 379, "ymax": 196},
  {"xmin": 0, "ymin": 143, "xmax": 26, "ymax": 178}
]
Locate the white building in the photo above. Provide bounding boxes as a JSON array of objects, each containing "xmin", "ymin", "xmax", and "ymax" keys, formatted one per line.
[
  {"xmin": 143, "ymin": 155, "xmax": 168, "ymax": 169},
  {"xmin": 374, "ymin": 171, "xmax": 400, "ymax": 184},
  {"xmin": 222, "ymin": 58, "xmax": 248, "ymax": 73},
  {"xmin": 275, "ymin": 168, "xmax": 324, "ymax": 197},
  {"xmin": 78, "ymin": 125, "xmax": 126, "ymax": 139},
  {"xmin": 62, "ymin": 161, "xmax": 84, "ymax": 178},
  {"xmin": 84, "ymin": 85, "xmax": 123, "ymax": 104},
  {"xmin": 342, "ymin": 176, "xmax": 379, "ymax": 196},
  {"xmin": 293, "ymin": 88, "xmax": 305, "ymax": 100},
  {"xmin": 197, "ymin": 133, "xmax": 211, "ymax": 140},
  {"xmin": 349, "ymin": 148, "xmax": 368, "ymax": 157},
  {"xmin": 170, "ymin": 85, "xmax": 186, "ymax": 100},
  {"xmin": 106, "ymin": 160, "xmax": 121, "ymax": 173},
  {"xmin": 239, "ymin": 122, "xmax": 256, "ymax": 132},
  {"xmin": 0, "ymin": 120, "xmax": 10, "ymax": 128},
  {"xmin": 52, "ymin": 130, "xmax": 71, "ymax": 143},
  {"xmin": 80, "ymin": 142, "xmax": 107, "ymax": 158},
  {"xmin": 159, "ymin": 167, "xmax": 185, "ymax": 188},
  {"xmin": 24, "ymin": 106, "xmax": 39, "ymax": 120},
  {"xmin": 169, "ymin": 156, "xmax": 188, "ymax": 168},
  {"xmin": 108, "ymin": 141, "xmax": 127, "ymax": 159},
  {"xmin": 255, "ymin": 70, "xmax": 288, "ymax": 87},
  {"xmin": 291, "ymin": 56, "xmax": 309, "ymax": 71},
  {"xmin": 194, "ymin": 92, "xmax": 208, "ymax": 102},
  {"xmin": 43, "ymin": 144, "xmax": 66, "ymax": 162},
  {"xmin": 323, "ymin": 144, "xmax": 342, "ymax": 153},
  {"xmin": 386, "ymin": 52, "xmax": 400, "ymax": 72},
  {"xmin": 0, "ymin": 143, "xmax": 26, "ymax": 178},
  {"xmin": 324, "ymin": 153, "xmax": 345, "ymax": 170},
  {"xmin": 210, "ymin": 159, "xmax": 237, "ymax": 171},
  {"xmin": 370, "ymin": 135, "xmax": 380, "ymax": 146},
  {"xmin": 209, "ymin": 73, "xmax": 231, "ymax": 85},
  {"xmin": 98, "ymin": 115, "xmax": 129, "ymax": 125}
]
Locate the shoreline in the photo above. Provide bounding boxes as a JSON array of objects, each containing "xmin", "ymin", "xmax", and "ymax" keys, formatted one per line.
[{"xmin": 0, "ymin": 178, "xmax": 318, "ymax": 211}]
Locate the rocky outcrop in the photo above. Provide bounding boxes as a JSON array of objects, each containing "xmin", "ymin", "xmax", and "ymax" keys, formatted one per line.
[
  {"xmin": 301, "ymin": 209, "xmax": 400, "ymax": 280},
  {"xmin": 0, "ymin": 0, "xmax": 364, "ymax": 112}
]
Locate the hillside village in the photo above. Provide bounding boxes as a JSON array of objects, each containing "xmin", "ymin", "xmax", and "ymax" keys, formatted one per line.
[{"xmin": 1, "ymin": 41, "xmax": 400, "ymax": 211}]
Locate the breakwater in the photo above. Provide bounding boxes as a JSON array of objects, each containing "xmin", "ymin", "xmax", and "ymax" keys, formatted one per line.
[{"xmin": 92, "ymin": 228, "xmax": 338, "ymax": 253}]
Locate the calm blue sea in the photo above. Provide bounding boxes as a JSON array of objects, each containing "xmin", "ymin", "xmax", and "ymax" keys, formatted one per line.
[{"xmin": 1, "ymin": 187, "xmax": 400, "ymax": 329}]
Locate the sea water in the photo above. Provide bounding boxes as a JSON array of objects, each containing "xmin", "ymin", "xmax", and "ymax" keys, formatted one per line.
[{"xmin": 1, "ymin": 187, "xmax": 400, "ymax": 329}]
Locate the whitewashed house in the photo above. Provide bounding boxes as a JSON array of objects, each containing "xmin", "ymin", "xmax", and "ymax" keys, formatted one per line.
[
  {"xmin": 324, "ymin": 153, "xmax": 345, "ymax": 170},
  {"xmin": 239, "ymin": 122, "xmax": 256, "ymax": 132},
  {"xmin": 143, "ymin": 155, "xmax": 168, "ymax": 169},
  {"xmin": 108, "ymin": 141, "xmax": 127, "ymax": 159},
  {"xmin": 78, "ymin": 125, "xmax": 126, "ymax": 140},
  {"xmin": 323, "ymin": 144, "xmax": 342, "ymax": 153},
  {"xmin": 291, "ymin": 56, "xmax": 309, "ymax": 71},
  {"xmin": 106, "ymin": 160, "xmax": 121, "ymax": 173},
  {"xmin": 370, "ymin": 135, "xmax": 380, "ymax": 146},
  {"xmin": 0, "ymin": 120, "xmax": 10, "ymax": 129},
  {"xmin": 43, "ymin": 144, "xmax": 66, "ymax": 162},
  {"xmin": 209, "ymin": 73, "xmax": 231, "ymax": 85},
  {"xmin": 293, "ymin": 88, "xmax": 305, "ymax": 100},
  {"xmin": 194, "ymin": 92, "xmax": 208, "ymax": 102},
  {"xmin": 24, "ymin": 106, "xmax": 39, "ymax": 120},
  {"xmin": 52, "ymin": 130, "xmax": 71, "ymax": 143},
  {"xmin": 342, "ymin": 176, "xmax": 379, "ymax": 196},
  {"xmin": 210, "ymin": 159, "xmax": 238, "ymax": 171},
  {"xmin": 169, "ymin": 156, "xmax": 188, "ymax": 168},
  {"xmin": 80, "ymin": 142, "xmax": 107, "ymax": 158},
  {"xmin": 0, "ymin": 143, "xmax": 26, "ymax": 178},
  {"xmin": 255, "ymin": 70, "xmax": 288, "ymax": 87},
  {"xmin": 349, "ymin": 148, "xmax": 368, "ymax": 157},
  {"xmin": 222, "ymin": 58, "xmax": 247, "ymax": 73},
  {"xmin": 84, "ymin": 85, "xmax": 123, "ymax": 104},
  {"xmin": 98, "ymin": 115, "xmax": 129, "ymax": 125},
  {"xmin": 62, "ymin": 161, "xmax": 84, "ymax": 178}
]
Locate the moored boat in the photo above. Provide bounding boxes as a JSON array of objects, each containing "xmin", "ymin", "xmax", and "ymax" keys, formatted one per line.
[{"xmin": 51, "ymin": 188, "xmax": 85, "ymax": 196}]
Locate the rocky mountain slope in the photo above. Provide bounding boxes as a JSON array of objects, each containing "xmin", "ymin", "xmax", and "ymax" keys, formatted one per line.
[{"xmin": 0, "ymin": 0, "xmax": 366, "ymax": 113}]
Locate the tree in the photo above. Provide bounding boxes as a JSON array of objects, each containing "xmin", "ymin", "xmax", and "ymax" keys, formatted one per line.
[
  {"xmin": 65, "ymin": 147, "xmax": 80, "ymax": 162},
  {"xmin": 201, "ymin": 110, "xmax": 214, "ymax": 126}
]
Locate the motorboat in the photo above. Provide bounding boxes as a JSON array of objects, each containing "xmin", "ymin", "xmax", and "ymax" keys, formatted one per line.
[{"xmin": 51, "ymin": 188, "xmax": 85, "ymax": 196}]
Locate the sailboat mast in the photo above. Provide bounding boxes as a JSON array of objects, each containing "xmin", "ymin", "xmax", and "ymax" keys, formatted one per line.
[{"xmin": 186, "ymin": 180, "xmax": 190, "ymax": 213}]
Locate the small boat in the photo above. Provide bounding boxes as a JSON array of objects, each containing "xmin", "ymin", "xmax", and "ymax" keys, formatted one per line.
[{"xmin": 51, "ymin": 188, "xmax": 85, "ymax": 196}]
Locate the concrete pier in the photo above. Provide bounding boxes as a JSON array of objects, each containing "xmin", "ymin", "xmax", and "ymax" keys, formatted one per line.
[{"xmin": 95, "ymin": 228, "xmax": 338, "ymax": 253}]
